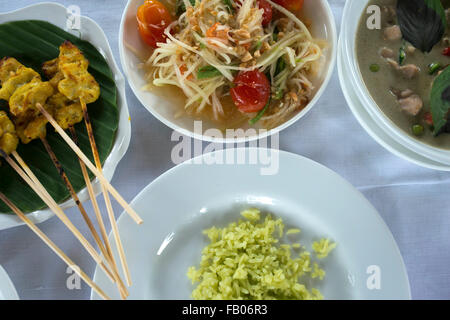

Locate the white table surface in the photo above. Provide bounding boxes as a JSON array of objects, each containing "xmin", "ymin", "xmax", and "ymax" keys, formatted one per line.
[{"xmin": 0, "ymin": 0, "xmax": 449, "ymax": 300}]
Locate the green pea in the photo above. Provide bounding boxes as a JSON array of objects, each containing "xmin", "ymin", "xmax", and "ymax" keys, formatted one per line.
[
  {"xmin": 412, "ymin": 124, "xmax": 424, "ymax": 136},
  {"xmin": 428, "ymin": 62, "xmax": 441, "ymax": 75},
  {"xmin": 369, "ymin": 64, "xmax": 380, "ymax": 72}
]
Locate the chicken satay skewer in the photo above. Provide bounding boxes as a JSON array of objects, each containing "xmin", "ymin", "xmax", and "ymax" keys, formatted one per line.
[
  {"xmin": 36, "ymin": 104, "xmax": 143, "ymax": 225},
  {"xmin": 2, "ymin": 149, "xmax": 115, "ymax": 283},
  {"xmin": 43, "ymin": 50, "xmax": 132, "ymax": 293},
  {"xmin": 0, "ymin": 192, "xmax": 110, "ymax": 300},
  {"xmin": 38, "ymin": 136, "xmax": 129, "ymax": 298},
  {"xmin": 79, "ymin": 97, "xmax": 131, "ymax": 286}
]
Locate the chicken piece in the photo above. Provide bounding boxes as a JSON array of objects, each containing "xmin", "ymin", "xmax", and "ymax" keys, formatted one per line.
[
  {"xmin": 0, "ymin": 66, "xmax": 40, "ymax": 101},
  {"xmin": 0, "ymin": 57, "xmax": 22, "ymax": 84},
  {"xmin": 384, "ymin": 25, "xmax": 402, "ymax": 41},
  {"xmin": 379, "ymin": 47, "xmax": 394, "ymax": 59},
  {"xmin": 382, "ymin": 6, "xmax": 397, "ymax": 25},
  {"xmin": 391, "ymin": 88, "xmax": 423, "ymax": 116},
  {"xmin": 9, "ymin": 78, "xmax": 54, "ymax": 119},
  {"xmin": 398, "ymin": 94, "xmax": 423, "ymax": 116},
  {"xmin": 0, "ymin": 111, "xmax": 19, "ymax": 155},
  {"xmin": 58, "ymin": 41, "xmax": 89, "ymax": 71},
  {"xmin": 58, "ymin": 63, "xmax": 100, "ymax": 104},
  {"xmin": 14, "ymin": 114, "xmax": 49, "ymax": 144},
  {"xmin": 44, "ymin": 41, "xmax": 100, "ymax": 104},
  {"xmin": 46, "ymin": 93, "xmax": 83, "ymax": 130},
  {"xmin": 387, "ymin": 59, "xmax": 420, "ymax": 79},
  {"xmin": 42, "ymin": 58, "xmax": 64, "ymax": 88}
]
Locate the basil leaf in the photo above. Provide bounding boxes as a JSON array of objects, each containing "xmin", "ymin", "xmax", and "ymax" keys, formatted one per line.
[
  {"xmin": 197, "ymin": 66, "xmax": 222, "ymax": 79},
  {"xmin": 176, "ymin": 0, "xmax": 196, "ymax": 16},
  {"xmin": 431, "ymin": 66, "xmax": 450, "ymax": 135},
  {"xmin": 397, "ymin": 0, "xmax": 447, "ymax": 52}
]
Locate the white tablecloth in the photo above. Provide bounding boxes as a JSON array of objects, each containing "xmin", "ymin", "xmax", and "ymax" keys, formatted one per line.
[{"xmin": 0, "ymin": 0, "xmax": 449, "ymax": 300}]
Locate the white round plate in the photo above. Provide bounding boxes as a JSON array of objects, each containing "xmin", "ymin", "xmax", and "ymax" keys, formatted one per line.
[
  {"xmin": 119, "ymin": 0, "xmax": 337, "ymax": 143},
  {"xmin": 337, "ymin": 38, "xmax": 450, "ymax": 171},
  {"xmin": 0, "ymin": 266, "xmax": 19, "ymax": 300},
  {"xmin": 92, "ymin": 148, "xmax": 410, "ymax": 300},
  {"xmin": 0, "ymin": 2, "xmax": 132, "ymax": 230}
]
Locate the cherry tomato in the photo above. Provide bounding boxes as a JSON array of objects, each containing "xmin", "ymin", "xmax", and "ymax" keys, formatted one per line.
[
  {"xmin": 258, "ymin": 0, "xmax": 273, "ymax": 26},
  {"xmin": 230, "ymin": 70, "xmax": 271, "ymax": 113},
  {"xmin": 273, "ymin": 0, "xmax": 304, "ymax": 12},
  {"xmin": 136, "ymin": 0, "xmax": 173, "ymax": 48}
]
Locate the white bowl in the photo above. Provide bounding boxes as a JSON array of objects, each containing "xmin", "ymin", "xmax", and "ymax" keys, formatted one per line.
[
  {"xmin": 339, "ymin": 0, "xmax": 450, "ymax": 170},
  {"xmin": 0, "ymin": 2, "xmax": 131, "ymax": 230},
  {"xmin": 119, "ymin": 0, "xmax": 337, "ymax": 143},
  {"xmin": 91, "ymin": 148, "xmax": 410, "ymax": 300}
]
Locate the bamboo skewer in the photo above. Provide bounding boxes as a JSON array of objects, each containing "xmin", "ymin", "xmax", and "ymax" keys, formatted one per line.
[
  {"xmin": 39, "ymin": 136, "xmax": 109, "ymax": 262},
  {"xmin": 0, "ymin": 192, "xmax": 110, "ymax": 300},
  {"xmin": 80, "ymin": 98, "xmax": 132, "ymax": 286},
  {"xmin": 39, "ymin": 136, "xmax": 129, "ymax": 298},
  {"xmin": 7, "ymin": 150, "xmax": 115, "ymax": 283},
  {"xmin": 36, "ymin": 104, "xmax": 143, "ymax": 225},
  {"xmin": 69, "ymin": 126, "xmax": 129, "ymax": 298}
]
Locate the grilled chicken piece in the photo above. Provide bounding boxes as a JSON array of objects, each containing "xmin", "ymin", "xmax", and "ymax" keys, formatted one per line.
[
  {"xmin": 0, "ymin": 64, "xmax": 40, "ymax": 101},
  {"xmin": 44, "ymin": 41, "xmax": 100, "ymax": 104},
  {"xmin": 46, "ymin": 93, "xmax": 83, "ymax": 130},
  {"xmin": 0, "ymin": 111, "xmax": 19, "ymax": 154},
  {"xmin": 0, "ymin": 57, "xmax": 22, "ymax": 83},
  {"xmin": 14, "ymin": 114, "xmax": 49, "ymax": 144},
  {"xmin": 9, "ymin": 78, "xmax": 54, "ymax": 119},
  {"xmin": 58, "ymin": 64, "xmax": 100, "ymax": 103}
]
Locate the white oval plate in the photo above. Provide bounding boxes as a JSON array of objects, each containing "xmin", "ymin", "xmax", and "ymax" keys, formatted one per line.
[
  {"xmin": 0, "ymin": 266, "xmax": 19, "ymax": 300},
  {"xmin": 337, "ymin": 38, "xmax": 450, "ymax": 171},
  {"xmin": 119, "ymin": 0, "xmax": 337, "ymax": 143},
  {"xmin": 0, "ymin": 2, "xmax": 132, "ymax": 230},
  {"xmin": 92, "ymin": 149, "xmax": 410, "ymax": 300}
]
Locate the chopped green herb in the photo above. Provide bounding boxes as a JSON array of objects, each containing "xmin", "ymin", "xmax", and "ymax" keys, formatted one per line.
[
  {"xmin": 199, "ymin": 42, "xmax": 206, "ymax": 49},
  {"xmin": 274, "ymin": 87, "xmax": 284, "ymax": 100},
  {"xmin": 412, "ymin": 124, "xmax": 424, "ymax": 136},
  {"xmin": 429, "ymin": 62, "xmax": 441, "ymax": 75},
  {"xmin": 273, "ymin": 26, "xmax": 279, "ymax": 42},
  {"xmin": 254, "ymin": 41, "xmax": 263, "ymax": 51},
  {"xmin": 369, "ymin": 63, "xmax": 380, "ymax": 72},
  {"xmin": 275, "ymin": 57, "xmax": 286, "ymax": 76},
  {"xmin": 249, "ymin": 98, "xmax": 271, "ymax": 125},
  {"xmin": 223, "ymin": 0, "xmax": 234, "ymax": 13},
  {"xmin": 176, "ymin": 0, "xmax": 196, "ymax": 16},
  {"xmin": 197, "ymin": 65, "xmax": 222, "ymax": 79},
  {"xmin": 399, "ymin": 43, "xmax": 406, "ymax": 65}
]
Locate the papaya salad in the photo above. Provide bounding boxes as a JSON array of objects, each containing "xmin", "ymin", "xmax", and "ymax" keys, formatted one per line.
[{"xmin": 135, "ymin": 0, "xmax": 324, "ymax": 128}]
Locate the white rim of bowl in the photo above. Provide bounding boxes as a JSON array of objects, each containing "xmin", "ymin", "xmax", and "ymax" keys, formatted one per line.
[
  {"xmin": 341, "ymin": 0, "xmax": 450, "ymax": 165},
  {"xmin": 119, "ymin": 0, "xmax": 338, "ymax": 144}
]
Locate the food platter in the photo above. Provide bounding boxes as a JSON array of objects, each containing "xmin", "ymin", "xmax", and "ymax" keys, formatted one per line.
[
  {"xmin": 91, "ymin": 149, "xmax": 411, "ymax": 300},
  {"xmin": 0, "ymin": 2, "xmax": 131, "ymax": 230}
]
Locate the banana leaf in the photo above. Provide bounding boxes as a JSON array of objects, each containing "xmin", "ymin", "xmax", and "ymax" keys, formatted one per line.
[{"xmin": 0, "ymin": 20, "xmax": 119, "ymax": 214}]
